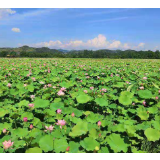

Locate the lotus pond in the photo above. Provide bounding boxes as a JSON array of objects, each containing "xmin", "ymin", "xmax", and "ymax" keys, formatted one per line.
[{"xmin": 0, "ymin": 58, "xmax": 160, "ymax": 153}]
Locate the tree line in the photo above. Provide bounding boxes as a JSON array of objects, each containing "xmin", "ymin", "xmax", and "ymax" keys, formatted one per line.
[{"xmin": 0, "ymin": 49, "xmax": 160, "ymax": 59}]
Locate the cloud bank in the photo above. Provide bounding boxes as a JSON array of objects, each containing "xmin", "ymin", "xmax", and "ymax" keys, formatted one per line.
[
  {"xmin": 0, "ymin": 8, "xmax": 16, "ymax": 19},
  {"xmin": 30, "ymin": 34, "xmax": 145, "ymax": 50}
]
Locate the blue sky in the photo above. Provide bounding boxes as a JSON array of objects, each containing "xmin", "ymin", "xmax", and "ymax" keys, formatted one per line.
[{"xmin": 0, "ymin": 8, "xmax": 160, "ymax": 50}]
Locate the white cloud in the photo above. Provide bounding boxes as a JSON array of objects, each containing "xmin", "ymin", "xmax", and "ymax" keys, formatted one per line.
[
  {"xmin": 34, "ymin": 40, "xmax": 62, "ymax": 48},
  {"xmin": 12, "ymin": 28, "xmax": 21, "ymax": 32},
  {"xmin": 108, "ymin": 40, "xmax": 121, "ymax": 49},
  {"xmin": 28, "ymin": 34, "xmax": 146, "ymax": 50},
  {"xmin": 123, "ymin": 43, "xmax": 130, "ymax": 49},
  {"xmin": 0, "ymin": 8, "xmax": 16, "ymax": 19},
  {"xmin": 138, "ymin": 42, "xmax": 145, "ymax": 48}
]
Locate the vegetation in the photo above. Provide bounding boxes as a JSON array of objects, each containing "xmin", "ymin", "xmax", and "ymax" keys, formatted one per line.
[
  {"xmin": 0, "ymin": 46, "xmax": 160, "ymax": 59},
  {"xmin": 0, "ymin": 58, "xmax": 160, "ymax": 153}
]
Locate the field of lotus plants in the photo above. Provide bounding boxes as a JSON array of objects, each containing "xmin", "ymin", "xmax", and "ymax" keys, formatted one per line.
[{"xmin": 0, "ymin": 58, "xmax": 160, "ymax": 153}]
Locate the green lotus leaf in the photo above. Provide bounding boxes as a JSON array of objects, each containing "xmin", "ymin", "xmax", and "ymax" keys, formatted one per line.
[
  {"xmin": 137, "ymin": 106, "xmax": 149, "ymax": 120},
  {"xmin": 68, "ymin": 141, "xmax": 80, "ymax": 153},
  {"xmin": 152, "ymin": 121, "xmax": 160, "ymax": 130},
  {"xmin": 106, "ymin": 133, "xmax": 129, "ymax": 152},
  {"xmin": 99, "ymin": 147, "xmax": 109, "ymax": 153},
  {"xmin": 156, "ymin": 102, "xmax": 160, "ymax": 108},
  {"xmin": 0, "ymin": 108, "xmax": 8, "ymax": 117},
  {"xmin": 95, "ymin": 98, "xmax": 108, "ymax": 107},
  {"xmin": 21, "ymin": 112, "xmax": 34, "ymax": 120},
  {"xmin": 113, "ymin": 82, "xmax": 124, "ymax": 88},
  {"xmin": 18, "ymin": 100, "xmax": 29, "ymax": 107},
  {"xmin": 59, "ymin": 81, "xmax": 73, "ymax": 88},
  {"xmin": 14, "ymin": 140, "xmax": 26, "ymax": 148},
  {"xmin": 89, "ymin": 128, "xmax": 98, "ymax": 139},
  {"xmin": 50, "ymin": 102, "xmax": 64, "ymax": 111},
  {"xmin": 34, "ymin": 98, "xmax": 50, "ymax": 108},
  {"xmin": 27, "ymin": 85, "xmax": 34, "ymax": 92},
  {"xmin": 80, "ymin": 137, "xmax": 99, "ymax": 151},
  {"xmin": 119, "ymin": 91, "xmax": 133, "ymax": 105},
  {"xmin": 12, "ymin": 128, "xmax": 28, "ymax": 137},
  {"xmin": 76, "ymin": 94, "xmax": 91, "ymax": 103},
  {"xmin": 144, "ymin": 128, "xmax": 160, "ymax": 142},
  {"xmin": 137, "ymin": 90, "xmax": 153, "ymax": 99},
  {"xmin": 51, "ymin": 130, "xmax": 63, "ymax": 139},
  {"xmin": 26, "ymin": 147, "xmax": 42, "ymax": 153},
  {"xmin": 69, "ymin": 121, "xmax": 88, "ymax": 137},
  {"xmin": 29, "ymin": 128, "xmax": 43, "ymax": 138},
  {"xmin": 147, "ymin": 106, "xmax": 158, "ymax": 114},
  {"xmin": 54, "ymin": 138, "xmax": 68, "ymax": 153},
  {"xmin": 39, "ymin": 135, "xmax": 53, "ymax": 152}
]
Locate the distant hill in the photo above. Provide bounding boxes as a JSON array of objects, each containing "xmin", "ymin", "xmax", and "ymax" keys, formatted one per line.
[
  {"xmin": 0, "ymin": 46, "xmax": 119, "ymax": 54},
  {"xmin": 0, "ymin": 45, "xmax": 160, "ymax": 59},
  {"xmin": 0, "ymin": 46, "xmax": 62, "ymax": 54}
]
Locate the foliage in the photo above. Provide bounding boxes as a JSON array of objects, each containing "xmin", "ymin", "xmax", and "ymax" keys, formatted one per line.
[
  {"xmin": 0, "ymin": 58, "xmax": 160, "ymax": 153},
  {"xmin": 1, "ymin": 46, "xmax": 160, "ymax": 59}
]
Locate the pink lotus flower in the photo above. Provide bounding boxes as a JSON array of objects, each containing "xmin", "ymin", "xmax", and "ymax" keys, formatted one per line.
[
  {"xmin": 97, "ymin": 121, "xmax": 101, "ymax": 127},
  {"xmin": 155, "ymin": 97, "xmax": 159, "ymax": 100},
  {"xmin": 30, "ymin": 124, "xmax": 33, "ymax": 129},
  {"xmin": 143, "ymin": 77, "xmax": 147, "ymax": 80},
  {"xmin": 60, "ymin": 87, "xmax": 66, "ymax": 91},
  {"xmin": 101, "ymin": 88, "xmax": 107, "ymax": 92},
  {"xmin": 159, "ymin": 90, "xmax": 160, "ymax": 94},
  {"xmin": 80, "ymin": 80, "xmax": 83, "ymax": 82},
  {"xmin": 3, "ymin": 128, "xmax": 7, "ymax": 134},
  {"xmin": 71, "ymin": 112, "xmax": 75, "ymax": 117},
  {"xmin": 30, "ymin": 95, "xmax": 35, "ymax": 100},
  {"xmin": 143, "ymin": 100, "xmax": 146, "ymax": 106},
  {"xmin": 7, "ymin": 83, "xmax": 12, "ymax": 88},
  {"xmin": 24, "ymin": 84, "xmax": 27, "ymax": 87},
  {"xmin": 132, "ymin": 103, "xmax": 135, "ymax": 106},
  {"xmin": 57, "ymin": 109, "xmax": 62, "ymax": 114},
  {"xmin": 97, "ymin": 76, "xmax": 100, "ymax": 79},
  {"xmin": 43, "ymin": 85, "xmax": 47, "ymax": 89},
  {"xmin": 23, "ymin": 117, "xmax": 28, "ymax": 122},
  {"xmin": 3, "ymin": 140, "xmax": 14, "ymax": 150},
  {"xmin": 139, "ymin": 86, "xmax": 144, "ymax": 90},
  {"xmin": 39, "ymin": 81, "xmax": 44, "ymax": 84},
  {"xmin": 45, "ymin": 125, "xmax": 54, "ymax": 132},
  {"xmin": 32, "ymin": 77, "xmax": 36, "ymax": 81},
  {"xmin": 48, "ymin": 84, "xmax": 52, "ymax": 87},
  {"xmin": 90, "ymin": 87, "xmax": 94, "ymax": 90},
  {"xmin": 83, "ymin": 90, "xmax": 88, "ymax": 93},
  {"xmin": 56, "ymin": 120, "xmax": 66, "ymax": 129},
  {"xmin": 57, "ymin": 90, "xmax": 65, "ymax": 96},
  {"xmin": 52, "ymin": 86, "xmax": 57, "ymax": 89},
  {"xmin": 110, "ymin": 74, "xmax": 113, "ymax": 77},
  {"xmin": 28, "ymin": 103, "xmax": 34, "ymax": 109}
]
